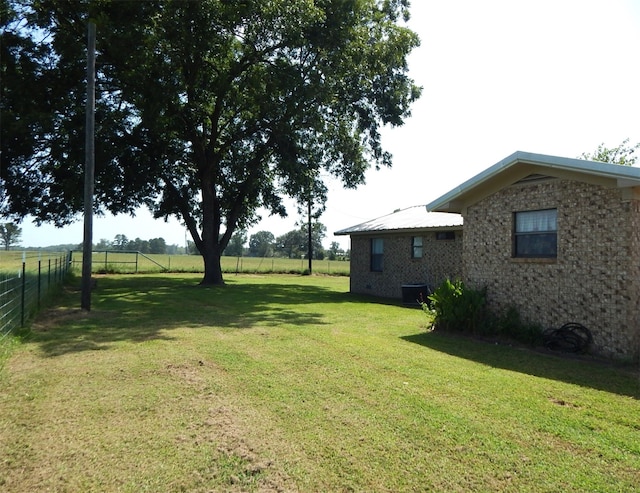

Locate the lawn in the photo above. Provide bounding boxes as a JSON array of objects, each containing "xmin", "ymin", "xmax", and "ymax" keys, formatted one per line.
[{"xmin": 1, "ymin": 274, "xmax": 638, "ymax": 492}]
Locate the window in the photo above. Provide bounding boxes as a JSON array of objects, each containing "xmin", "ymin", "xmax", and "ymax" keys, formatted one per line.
[
  {"xmin": 370, "ymin": 238, "xmax": 383, "ymax": 272},
  {"xmin": 411, "ymin": 236, "xmax": 423, "ymax": 258},
  {"xmin": 513, "ymin": 209, "xmax": 557, "ymax": 258},
  {"xmin": 436, "ymin": 231, "xmax": 456, "ymax": 240}
]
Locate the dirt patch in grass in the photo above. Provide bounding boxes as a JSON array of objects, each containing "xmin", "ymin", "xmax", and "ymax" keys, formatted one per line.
[
  {"xmin": 163, "ymin": 360, "xmax": 301, "ymax": 492},
  {"xmin": 193, "ymin": 360, "xmax": 300, "ymax": 492},
  {"xmin": 204, "ymin": 405, "xmax": 285, "ymax": 490},
  {"xmin": 30, "ymin": 306, "xmax": 89, "ymax": 332},
  {"xmin": 1, "ymin": 352, "xmax": 300, "ymax": 492},
  {"xmin": 549, "ymin": 397, "xmax": 581, "ymax": 408}
]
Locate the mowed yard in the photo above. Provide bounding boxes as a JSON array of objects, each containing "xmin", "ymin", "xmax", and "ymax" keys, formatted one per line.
[{"xmin": 1, "ymin": 274, "xmax": 638, "ymax": 492}]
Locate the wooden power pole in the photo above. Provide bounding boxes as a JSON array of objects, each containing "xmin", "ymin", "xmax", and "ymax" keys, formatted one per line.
[{"xmin": 81, "ymin": 21, "xmax": 96, "ymax": 310}]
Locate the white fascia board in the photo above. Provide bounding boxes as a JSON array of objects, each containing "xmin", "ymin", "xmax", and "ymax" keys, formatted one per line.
[{"xmin": 427, "ymin": 151, "xmax": 640, "ymax": 213}]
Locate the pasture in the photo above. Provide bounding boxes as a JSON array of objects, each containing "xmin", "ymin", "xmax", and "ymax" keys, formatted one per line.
[
  {"xmin": 0, "ymin": 250, "xmax": 350, "ymax": 276},
  {"xmin": 0, "ymin": 274, "xmax": 638, "ymax": 492}
]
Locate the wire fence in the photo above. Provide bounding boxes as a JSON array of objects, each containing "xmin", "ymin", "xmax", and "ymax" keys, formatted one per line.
[
  {"xmin": 67, "ymin": 250, "xmax": 350, "ymax": 275},
  {"xmin": 0, "ymin": 252, "xmax": 70, "ymax": 340},
  {"xmin": 69, "ymin": 250, "xmax": 168, "ymax": 273}
]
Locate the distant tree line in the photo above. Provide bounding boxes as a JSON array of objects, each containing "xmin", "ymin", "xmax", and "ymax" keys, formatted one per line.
[
  {"xmin": 92, "ymin": 235, "xmax": 181, "ymax": 255},
  {"xmin": 0, "ymin": 223, "xmax": 348, "ymax": 259},
  {"xmin": 187, "ymin": 223, "xmax": 349, "ymax": 261}
]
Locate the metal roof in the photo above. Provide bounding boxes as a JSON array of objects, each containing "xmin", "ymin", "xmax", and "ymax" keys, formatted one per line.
[
  {"xmin": 334, "ymin": 205, "xmax": 463, "ymax": 236},
  {"xmin": 427, "ymin": 151, "xmax": 640, "ymax": 213}
]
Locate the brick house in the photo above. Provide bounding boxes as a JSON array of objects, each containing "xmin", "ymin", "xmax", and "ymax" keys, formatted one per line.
[
  {"xmin": 427, "ymin": 151, "xmax": 640, "ymax": 361},
  {"xmin": 334, "ymin": 205, "xmax": 463, "ymax": 301}
]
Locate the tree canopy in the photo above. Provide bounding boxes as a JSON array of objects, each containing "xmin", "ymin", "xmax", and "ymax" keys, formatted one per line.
[
  {"xmin": 580, "ymin": 138, "xmax": 640, "ymax": 166},
  {"xmin": 0, "ymin": 222, "xmax": 22, "ymax": 250},
  {"xmin": 249, "ymin": 231, "xmax": 276, "ymax": 258},
  {"xmin": 1, "ymin": 0, "xmax": 421, "ymax": 284},
  {"xmin": 275, "ymin": 222, "xmax": 327, "ymax": 259}
]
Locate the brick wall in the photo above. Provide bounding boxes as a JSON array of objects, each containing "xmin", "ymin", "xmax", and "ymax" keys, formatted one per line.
[
  {"xmin": 628, "ymin": 199, "xmax": 640, "ymax": 361},
  {"xmin": 463, "ymin": 178, "xmax": 640, "ymax": 361},
  {"xmin": 349, "ymin": 230, "xmax": 463, "ymax": 299}
]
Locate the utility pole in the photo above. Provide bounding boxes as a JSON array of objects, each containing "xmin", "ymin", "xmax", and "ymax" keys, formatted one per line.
[{"xmin": 81, "ymin": 21, "xmax": 96, "ymax": 310}]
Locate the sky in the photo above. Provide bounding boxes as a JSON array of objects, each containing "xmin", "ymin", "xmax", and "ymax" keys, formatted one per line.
[{"xmin": 18, "ymin": 0, "xmax": 640, "ymax": 250}]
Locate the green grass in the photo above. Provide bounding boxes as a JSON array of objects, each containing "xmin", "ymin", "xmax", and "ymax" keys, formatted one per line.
[
  {"xmin": 0, "ymin": 250, "xmax": 349, "ymax": 276},
  {"xmin": 1, "ymin": 274, "xmax": 638, "ymax": 492},
  {"xmin": 0, "ymin": 251, "xmax": 69, "ymax": 274}
]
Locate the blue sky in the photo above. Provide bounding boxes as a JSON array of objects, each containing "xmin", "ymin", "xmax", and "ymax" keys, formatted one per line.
[{"xmin": 19, "ymin": 0, "xmax": 640, "ymax": 249}]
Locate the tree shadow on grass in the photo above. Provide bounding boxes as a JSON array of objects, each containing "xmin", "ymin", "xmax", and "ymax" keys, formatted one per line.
[
  {"xmin": 401, "ymin": 331, "xmax": 640, "ymax": 399},
  {"xmin": 32, "ymin": 275, "xmax": 355, "ymax": 357}
]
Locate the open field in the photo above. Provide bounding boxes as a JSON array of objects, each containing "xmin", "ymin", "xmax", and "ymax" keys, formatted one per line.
[
  {"xmin": 0, "ymin": 251, "xmax": 349, "ymax": 276},
  {"xmin": 0, "ymin": 251, "xmax": 69, "ymax": 274},
  {"xmin": 1, "ymin": 274, "xmax": 639, "ymax": 492}
]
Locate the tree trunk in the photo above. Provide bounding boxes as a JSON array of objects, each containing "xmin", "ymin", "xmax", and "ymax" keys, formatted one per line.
[
  {"xmin": 199, "ymin": 171, "xmax": 225, "ymax": 285},
  {"xmin": 200, "ymin": 241, "xmax": 225, "ymax": 285}
]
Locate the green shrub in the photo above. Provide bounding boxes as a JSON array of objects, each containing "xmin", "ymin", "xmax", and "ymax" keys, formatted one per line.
[
  {"xmin": 423, "ymin": 281, "xmax": 543, "ymax": 346},
  {"xmin": 421, "ymin": 279, "xmax": 542, "ymax": 346},
  {"xmin": 495, "ymin": 306, "xmax": 543, "ymax": 346},
  {"xmin": 425, "ymin": 279, "xmax": 486, "ymax": 333}
]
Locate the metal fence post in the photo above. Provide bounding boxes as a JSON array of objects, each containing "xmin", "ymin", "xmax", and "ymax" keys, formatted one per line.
[
  {"xmin": 20, "ymin": 254, "xmax": 26, "ymax": 327},
  {"xmin": 37, "ymin": 257, "xmax": 42, "ymax": 309}
]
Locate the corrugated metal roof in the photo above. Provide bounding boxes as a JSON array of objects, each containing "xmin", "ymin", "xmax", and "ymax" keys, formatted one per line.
[
  {"xmin": 427, "ymin": 151, "xmax": 640, "ymax": 213},
  {"xmin": 334, "ymin": 205, "xmax": 463, "ymax": 236}
]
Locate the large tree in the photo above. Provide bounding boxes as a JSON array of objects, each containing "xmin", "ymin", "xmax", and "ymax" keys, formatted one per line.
[
  {"xmin": 0, "ymin": 222, "xmax": 22, "ymax": 250},
  {"xmin": 276, "ymin": 222, "xmax": 327, "ymax": 259},
  {"xmin": 248, "ymin": 231, "xmax": 275, "ymax": 258},
  {"xmin": 1, "ymin": 0, "xmax": 421, "ymax": 284}
]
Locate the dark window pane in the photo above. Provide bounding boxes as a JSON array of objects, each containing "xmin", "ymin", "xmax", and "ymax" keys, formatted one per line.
[
  {"xmin": 515, "ymin": 232, "xmax": 557, "ymax": 257},
  {"xmin": 371, "ymin": 238, "xmax": 383, "ymax": 271},
  {"xmin": 371, "ymin": 254, "xmax": 383, "ymax": 272},
  {"xmin": 436, "ymin": 231, "xmax": 456, "ymax": 240}
]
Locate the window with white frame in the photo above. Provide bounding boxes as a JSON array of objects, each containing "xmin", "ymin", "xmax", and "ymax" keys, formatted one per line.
[
  {"xmin": 513, "ymin": 209, "xmax": 557, "ymax": 258},
  {"xmin": 411, "ymin": 236, "xmax": 423, "ymax": 258},
  {"xmin": 370, "ymin": 238, "xmax": 383, "ymax": 272}
]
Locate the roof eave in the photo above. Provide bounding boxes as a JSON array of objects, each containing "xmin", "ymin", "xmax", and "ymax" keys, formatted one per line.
[
  {"xmin": 427, "ymin": 151, "xmax": 640, "ymax": 213},
  {"xmin": 334, "ymin": 224, "xmax": 464, "ymax": 236}
]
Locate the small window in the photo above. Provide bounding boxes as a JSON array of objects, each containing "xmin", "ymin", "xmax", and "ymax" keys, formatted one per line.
[
  {"xmin": 436, "ymin": 231, "xmax": 456, "ymax": 240},
  {"xmin": 411, "ymin": 236, "xmax": 423, "ymax": 258},
  {"xmin": 513, "ymin": 209, "xmax": 557, "ymax": 258},
  {"xmin": 370, "ymin": 238, "xmax": 383, "ymax": 272}
]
